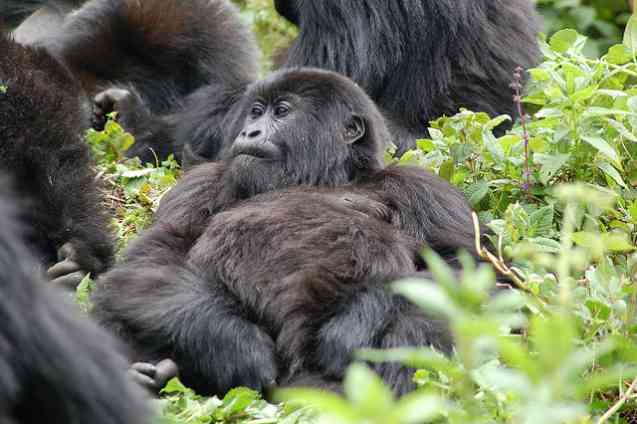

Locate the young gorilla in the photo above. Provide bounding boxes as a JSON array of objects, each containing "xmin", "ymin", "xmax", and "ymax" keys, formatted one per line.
[
  {"xmin": 0, "ymin": 32, "xmax": 113, "ymax": 289},
  {"xmin": 0, "ymin": 181, "xmax": 150, "ymax": 424},
  {"xmin": 7, "ymin": 0, "xmax": 259, "ymax": 163},
  {"xmin": 274, "ymin": 0, "xmax": 542, "ymax": 154},
  {"xmin": 93, "ymin": 69, "xmax": 478, "ymax": 396}
]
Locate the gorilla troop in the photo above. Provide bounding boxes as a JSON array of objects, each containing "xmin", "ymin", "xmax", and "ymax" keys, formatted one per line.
[
  {"xmin": 87, "ymin": 0, "xmax": 541, "ymax": 164},
  {"xmin": 94, "ymin": 68, "xmax": 481, "ymax": 397}
]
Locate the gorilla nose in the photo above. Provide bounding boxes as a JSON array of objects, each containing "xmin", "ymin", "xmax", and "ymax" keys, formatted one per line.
[{"xmin": 247, "ymin": 129, "xmax": 262, "ymax": 138}]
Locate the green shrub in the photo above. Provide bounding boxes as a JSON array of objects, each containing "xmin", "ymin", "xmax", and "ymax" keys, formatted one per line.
[{"xmin": 536, "ymin": 0, "xmax": 631, "ymax": 56}]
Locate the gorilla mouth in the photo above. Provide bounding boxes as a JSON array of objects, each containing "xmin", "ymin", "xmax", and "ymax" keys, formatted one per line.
[
  {"xmin": 231, "ymin": 141, "xmax": 280, "ymax": 160},
  {"xmin": 233, "ymin": 147, "xmax": 271, "ymax": 159}
]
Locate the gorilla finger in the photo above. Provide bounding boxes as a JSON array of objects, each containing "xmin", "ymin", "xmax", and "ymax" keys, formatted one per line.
[
  {"xmin": 94, "ymin": 88, "xmax": 131, "ymax": 113},
  {"xmin": 57, "ymin": 242, "xmax": 79, "ymax": 262},
  {"xmin": 154, "ymin": 359, "xmax": 179, "ymax": 388},
  {"xmin": 128, "ymin": 368, "xmax": 159, "ymax": 392},
  {"xmin": 47, "ymin": 260, "xmax": 81, "ymax": 280},
  {"xmin": 51, "ymin": 271, "xmax": 87, "ymax": 291},
  {"xmin": 131, "ymin": 362, "xmax": 158, "ymax": 377}
]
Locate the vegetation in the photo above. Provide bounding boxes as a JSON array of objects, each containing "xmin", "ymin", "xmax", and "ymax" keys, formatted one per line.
[
  {"xmin": 82, "ymin": 2, "xmax": 637, "ymax": 423},
  {"xmin": 535, "ymin": 0, "xmax": 631, "ymax": 56}
]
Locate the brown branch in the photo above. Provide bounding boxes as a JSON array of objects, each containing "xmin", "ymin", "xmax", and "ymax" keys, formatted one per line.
[{"xmin": 597, "ymin": 377, "xmax": 637, "ymax": 424}]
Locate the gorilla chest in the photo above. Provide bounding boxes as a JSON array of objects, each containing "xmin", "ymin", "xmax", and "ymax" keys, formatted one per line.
[{"xmin": 185, "ymin": 201, "xmax": 417, "ymax": 323}]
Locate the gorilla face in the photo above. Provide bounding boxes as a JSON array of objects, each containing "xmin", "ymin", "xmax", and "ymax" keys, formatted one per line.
[{"xmin": 225, "ymin": 68, "xmax": 390, "ymax": 198}]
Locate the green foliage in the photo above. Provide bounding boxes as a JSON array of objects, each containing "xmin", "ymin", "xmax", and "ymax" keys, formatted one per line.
[
  {"xmin": 86, "ymin": 119, "xmax": 180, "ymax": 250},
  {"xmin": 536, "ymin": 0, "xmax": 631, "ymax": 56},
  {"xmin": 157, "ymin": 379, "xmax": 315, "ymax": 424},
  {"xmin": 75, "ymin": 274, "xmax": 96, "ymax": 313},
  {"xmin": 233, "ymin": 0, "xmax": 297, "ymax": 72}
]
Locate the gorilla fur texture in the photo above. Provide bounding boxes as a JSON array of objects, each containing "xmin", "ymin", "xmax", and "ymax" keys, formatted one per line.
[
  {"xmin": 275, "ymin": 0, "xmax": 541, "ymax": 153},
  {"xmin": 94, "ymin": 69, "xmax": 479, "ymax": 397},
  {"xmin": 113, "ymin": 0, "xmax": 541, "ymax": 163},
  {"xmin": 0, "ymin": 181, "xmax": 149, "ymax": 424},
  {"xmin": 0, "ymin": 32, "xmax": 113, "ymax": 289},
  {"xmin": 6, "ymin": 0, "xmax": 259, "ymax": 162}
]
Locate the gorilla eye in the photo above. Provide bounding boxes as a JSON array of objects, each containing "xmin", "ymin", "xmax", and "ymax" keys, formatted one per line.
[
  {"xmin": 250, "ymin": 103, "xmax": 265, "ymax": 118},
  {"xmin": 274, "ymin": 103, "xmax": 290, "ymax": 118}
]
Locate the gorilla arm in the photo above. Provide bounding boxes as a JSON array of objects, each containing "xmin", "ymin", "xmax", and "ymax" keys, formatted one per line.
[
  {"xmin": 357, "ymin": 166, "xmax": 480, "ymax": 262},
  {"xmin": 93, "ymin": 162, "xmax": 278, "ymax": 395}
]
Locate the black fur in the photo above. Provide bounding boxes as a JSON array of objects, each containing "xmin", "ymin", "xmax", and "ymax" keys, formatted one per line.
[
  {"xmin": 93, "ymin": 69, "xmax": 479, "ymax": 396},
  {"xmin": 7, "ymin": 0, "xmax": 259, "ymax": 163},
  {"xmin": 0, "ymin": 181, "xmax": 149, "ymax": 424},
  {"xmin": 275, "ymin": 0, "xmax": 541, "ymax": 153},
  {"xmin": 0, "ymin": 32, "xmax": 113, "ymax": 287}
]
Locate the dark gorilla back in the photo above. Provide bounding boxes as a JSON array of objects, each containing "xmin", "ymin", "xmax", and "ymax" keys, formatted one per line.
[
  {"xmin": 4, "ymin": 0, "xmax": 259, "ymax": 163},
  {"xmin": 0, "ymin": 32, "xmax": 114, "ymax": 288},
  {"xmin": 276, "ymin": 0, "xmax": 541, "ymax": 153},
  {"xmin": 0, "ymin": 182, "xmax": 149, "ymax": 424}
]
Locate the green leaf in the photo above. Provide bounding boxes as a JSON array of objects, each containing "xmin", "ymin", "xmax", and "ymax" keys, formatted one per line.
[
  {"xmin": 581, "ymin": 136, "xmax": 620, "ymax": 165},
  {"xmin": 535, "ymin": 153, "xmax": 570, "ymax": 184},
  {"xmin": 391, "ymin": 393, "xmax": 450, "ymax": 423},
  {"xmin": 465, "ymin": 181, "xmax": 489, "ymax": 207},
  {"xmin": 74, "ymin": 274, "xmax": 95, "ymax": 314},
  {"xmin": 550, "ymin": 29, "xmax": 579, "ymax": 53},
  {"xmin": 218, "ymin": 387, "xmax": 259, "ymax": 417},
  {"xmin": 531, "ymin": 314, "xmax": 576, "ymax": 375},
  {"xmin": 393, "ymin": 280, "xmax": 460, "ymax": 319},
  {"xmin": 343, "ymin": 364, "xmax": 394, "ymax": 416},
  {"xmin": 606, "ymin": 44, "xmax": 633, "ymax": 65},
  {"xmin": 528, "ymin": 206, "xmax": 554, "ymax": 237},
  {"xmin": 624, "ymin": 14, "xmax": 637, "ymax": 53},
  {"xmin": 598, "ymin": 162, "xmax": 628, "ymax": 188},
  {"xmin": 274, "ymin": 388, "xmax": 359, "ymax": 423}
]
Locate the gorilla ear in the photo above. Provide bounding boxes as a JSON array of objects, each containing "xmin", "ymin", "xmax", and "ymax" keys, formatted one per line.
[{"xmin": 343, "ymin": 115, "xmax": 366, "ymax": 144}]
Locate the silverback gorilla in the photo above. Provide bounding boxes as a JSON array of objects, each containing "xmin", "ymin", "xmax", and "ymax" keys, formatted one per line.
[
  {"xmin": 0, "ymin": 181, "xmax": 149, "ymax": 424},
  {"xmin": 93, "ymin": 69, "xmax": 481, "ymax": 396},
  {"xmin": 5, "ymin": 0, "xmax": 259, "ymax": 163},
  {"xmin": 275, "ymin": 0, "xmax": 542, "ymax": 154},
  {"xmin": 0, "ymin": 32, "xmax": 113, "ymax": 289}
]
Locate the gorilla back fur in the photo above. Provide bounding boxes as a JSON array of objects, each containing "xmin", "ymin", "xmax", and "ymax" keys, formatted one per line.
[
  {"xmin": 278, "ymin": 0, "xmax": 541, "ymax": 152},
  {"xmin": 6, "ymin": 0, "xmax": 259, "ymax": 115},
  {"xmin": 0, "ymin": 33, "xmax": 113, "ymax": 273},
  {"xmin": 0, "ymin": 182, "xmax": 149, "ymax": 424}
]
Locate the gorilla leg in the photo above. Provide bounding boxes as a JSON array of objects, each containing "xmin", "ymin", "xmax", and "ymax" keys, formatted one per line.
[
  {"xmin": 95, "ymin": 260, "xmax": 279, "ymax": 396},
  {"xmin": 310, "ymin": 284, "xmax": 451, "ymax": 395}
]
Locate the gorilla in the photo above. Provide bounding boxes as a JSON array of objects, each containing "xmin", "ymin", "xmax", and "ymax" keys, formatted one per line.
[
  {"xmin": 5, "ymin": 0, "xmax": 259, "ymax": 163},
  {"xmin": 274, "ymin": 0, "xmax": 542, "ymax": 154},
  {"xmin": 0, "ymin": 32, "xmax": 113, "ymax": 289},
  {"xmin": 93, "ymin": 68, "xmax": 481, "ymax": 397},
  {"xmin": 0, "ymin": 180, "xmax": 150, "ymax": 424},
  {"xmin": 93, "ymin": 0, "xmax": 541, "ymax": 164}
]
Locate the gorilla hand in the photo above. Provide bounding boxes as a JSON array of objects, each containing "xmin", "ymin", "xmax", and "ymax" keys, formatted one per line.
[
  {"xmin": 47, "ymin": 242, "xmax": 89, "ymax": 290},
  {"xmin": 129, "ymin": 359, "xmax": 179, "ymax": 396},
  {"xmin": 92, "ymin": 88, "xmax": 139, "ymax": 131}
]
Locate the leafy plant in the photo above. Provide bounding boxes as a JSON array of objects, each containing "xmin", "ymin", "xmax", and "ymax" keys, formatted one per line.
[{"xmin": 535, "ymin": 0, "xmax": 631, "ymax": 56}]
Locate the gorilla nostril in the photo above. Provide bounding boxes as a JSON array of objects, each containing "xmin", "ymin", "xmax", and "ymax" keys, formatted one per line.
[{"xmin": 247, "ymin": 130, "xmax": 262, "ymax": 138}]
